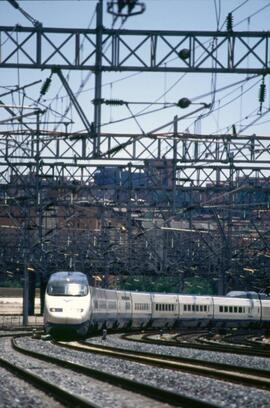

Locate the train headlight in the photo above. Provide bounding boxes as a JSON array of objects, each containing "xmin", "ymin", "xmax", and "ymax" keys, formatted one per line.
[{"xmin": 49, "ymin": 308, "xmax": 63, "ymax": 312}]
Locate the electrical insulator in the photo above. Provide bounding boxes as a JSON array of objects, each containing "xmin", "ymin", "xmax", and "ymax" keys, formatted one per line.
[
  {"xmin": 40, "ymin": 77, "xmax": 52, "ymax": 96},
  {"xmin": 178, "ymin": 48, "xmax": 190, "ymax": 61},
  {"xmin": 104, "ymin": 99, "xmax": 125, "ymax": 105},
  {"xmin": 177, "ymin": 98, "xmax": 191, "ymax": 109},
  {"xmin": 226, "ymin": 12, "xmax": 233, "ymax": 32},
  {"xmin": 259, "ymin": 79, "xmax": 266, "ymax": 103}
]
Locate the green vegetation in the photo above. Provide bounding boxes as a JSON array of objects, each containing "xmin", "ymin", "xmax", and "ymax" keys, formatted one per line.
[
  {"xmin": 118, "ymin": 275, "xmax": 214, "ymax": 294},
  {"xmin": 182, "ymin": 277, "xmax": 214, "ymax": 295},
  {"xmin": 0, "ymin": 279, "xmax": 22, "ymax": 288}
]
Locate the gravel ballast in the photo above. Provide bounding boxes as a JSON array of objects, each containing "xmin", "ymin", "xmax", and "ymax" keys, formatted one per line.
[
  {"xmin": 10, "ymin": 336, "xmax": 270, "ymax": 408},
  {"xmin": 0, "ymin": 366, "xmax": 64, "ymax": 408},
  {"xmin": 87, "ymin": 333, "xmax": 270, "ymax": 371},
  {"xmin": 0, "ymin": 337, "xmax": 171, "ymax": 408}
]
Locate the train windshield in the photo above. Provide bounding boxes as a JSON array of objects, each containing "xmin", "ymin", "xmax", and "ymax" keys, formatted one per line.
[{"xmin": 47, "ymin": 281, "xmax": 88, "ymax": 297}]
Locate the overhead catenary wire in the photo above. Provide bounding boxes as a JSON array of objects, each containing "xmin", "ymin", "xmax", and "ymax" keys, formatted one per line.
[
  {"xmin": 101, "ymin": 74, "xmax": 259, "ymax": 129},
  {"xmin": 187, "ymin": 77, "xmax": 262, "ymax": 136},
  {"xmin": 26, "ymin": 2, "xmax": 267, "ymax": 140}
]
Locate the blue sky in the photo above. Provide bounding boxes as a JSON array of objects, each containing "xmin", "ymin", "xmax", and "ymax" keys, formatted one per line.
[{"xmin": 1, "ymin": 0, "xmax": 270, "ymax": 138}]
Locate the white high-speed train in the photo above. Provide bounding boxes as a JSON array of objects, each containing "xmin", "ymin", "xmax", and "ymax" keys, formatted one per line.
[{"xmin": 44, "ymin": 271, "xmax": 270, "ymax": 337}]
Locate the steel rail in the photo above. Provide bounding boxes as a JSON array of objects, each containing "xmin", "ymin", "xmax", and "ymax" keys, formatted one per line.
[
  {"xmin": 124, "ymin": 331, "xmax": 270, "ymax": 358},
  {"xmin": 218, "ymin": 332, "xmax": 270, "ymax": 351},
  {"xmin": 55, "ymin": 339, "xmax": 270, "ymax": 391},
  {"xmin": 0, "ymin": 355, "xmax": 100, "ymax": 408},
  {"xmin": 12, "ymin": 337, "xmax": 218, "ymax": 408},
  {"xmin": 193, "ymin": 333, "xmax": 270, "ymax": 357}
]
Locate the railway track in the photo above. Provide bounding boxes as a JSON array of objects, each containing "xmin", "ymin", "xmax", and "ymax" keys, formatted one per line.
[
  {"xmin": 0, "ymin": 356, "xmax": 100, "ymax": 408},
  {"xmin": 124, "ymin": 330, "xmax": 270, "ymax": 358},
  {"xmin": 4, "ymin": 336, "xmax": 219, "ymax": 408},
  {"xmin": 220, "ymin": 332, "xmax": 270, "ymax": 349},
  {"xmin": 54, "ymin": 338, "xmax": 270, "ymax": 391},
  {"xmin": 0, "ymin": 326, "xmax": 44, "ymax": 338}
]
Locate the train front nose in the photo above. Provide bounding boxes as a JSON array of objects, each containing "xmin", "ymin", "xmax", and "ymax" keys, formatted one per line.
[
  {"xmin": 48, "ymin": 297, "xmax": 87, "ymax": 323},
  {"xmin": 62, "ymin": 302, "xmax": 86, "ymax": 324}
]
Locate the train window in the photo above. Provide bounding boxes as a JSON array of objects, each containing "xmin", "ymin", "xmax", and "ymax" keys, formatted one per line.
[
  {"xmin": 195, "ymin": 305, "xmax": 199, "ymax": 312},
  {"xmin": 229, "ymin": 307, "xmax": 233, "ymax": 313},
  {"xmin": 188, "ymin": 305, "xmax": 191, "ymax": 311},
  {"xmin": 219, "ymin": 306, "xmax": 223, "ymax": 313},
  {"xmin": 239, "ymin": 307, "xmax": 242, "ymax": 313},
  {"xmin": 47, "ymin": 282, "xmax": 88, "ymax": 297},
  {"xmin": 135, "ymin": 303, "xmax": 150, "ymax": 311},
  {"xmin": 184, "ymin": 305, "xmax": 187, "ymax": 312},
  {"xmin": 205, "ymin": 306, "xmax": 208, "ymax": 312},
  {"xmin": 192, "ymin": 305, "xmax": 195, "ymax": 312},
  {"xmin": 243, "ymin": 307, "xmax": 245, "ymax": 313},
  {"xmin": 224, "ymin": 306, "xmax": 228, "ymax": 313},
  {"xmin": 199, "ymin": 305, "xmax": 203, "ymax": 312},
  {"xmin": 108, "ymin": 301, "xmax": 116, "ymax": 309},
  {"xmin": 94, "ymin": 300, "xmax": 98, "ymax": 309},
  {"xmin": 234, "ymin": 307, "xmax": 237, "ymax": 313},
  {"xmin": 99, "ymin": 300, "xmax": 106, "ymax": 309}
]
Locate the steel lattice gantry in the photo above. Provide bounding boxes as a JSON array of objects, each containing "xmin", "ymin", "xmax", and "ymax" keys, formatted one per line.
[
  {"xmin": 0, "ymin": 131, "xmax": 270, "ymax": 187},
  {"xmin": 1, "ymin": 9, "xmax": 270, "ymax": 310},
  {"xmin": 0, "ymin": 26, "xmax": 270, "ymax": 74}
]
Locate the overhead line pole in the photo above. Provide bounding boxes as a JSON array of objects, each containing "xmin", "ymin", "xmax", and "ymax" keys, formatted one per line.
[{"xmin": 93, "ymin": 0, "xmax": 103, "ymax": 157}]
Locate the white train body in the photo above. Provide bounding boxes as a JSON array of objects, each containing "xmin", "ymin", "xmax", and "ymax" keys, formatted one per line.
[
  {"xmin": 44, "ymin": 271, "xmax": 270, "ymax": 336},
  {"xmin": 44, "ymin": 272, "xmax": 91, "ymax": 336}
]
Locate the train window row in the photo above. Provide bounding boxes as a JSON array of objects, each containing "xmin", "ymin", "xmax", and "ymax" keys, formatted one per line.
[
  {"xmin": 183, "ymin": 304, "xmax": 209, "ymax": 312},
  {"xmin": 94, "ymin": 300, "xmax": 130, "ymax": 310},
  {"xmin": 108, "ymin": 301, "xmax": 117, "ymax": 309},
  {"xmin": 219, "ymin": 306, "xmax": 247, "ymax": 313},
  {"xmin": 93, "ymin": 300, "xmax": 104, "ymax": 309},
  {"xmin": 135, "ymin": 303, "xmax": 150, "ymax": 311},
  {"xmin": 155, "ymin": 304, "xmax": 176, "ymax": 312}
]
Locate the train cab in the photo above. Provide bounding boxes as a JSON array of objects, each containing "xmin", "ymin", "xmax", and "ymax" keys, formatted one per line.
[{"xmin": 44, "ymin": 271, "xmax": 91, "ymax": 337}]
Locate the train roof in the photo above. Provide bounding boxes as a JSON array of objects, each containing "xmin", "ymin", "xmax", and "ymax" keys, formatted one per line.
[{"xmin": 226, "ymin": 290, "xmax": 269, "ymax": 299}]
